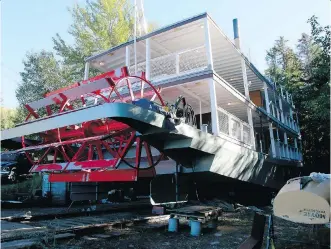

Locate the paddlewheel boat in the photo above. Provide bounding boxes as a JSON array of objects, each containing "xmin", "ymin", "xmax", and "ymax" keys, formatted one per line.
[{"xmin": 1, "ymin": 13, "xmax": 303, "ymax": 206}]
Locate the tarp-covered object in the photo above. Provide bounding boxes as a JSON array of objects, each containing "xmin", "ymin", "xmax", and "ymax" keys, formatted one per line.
[{"xmin": 273, "ymin": 173, "xmax": 330, "ymax": 224}]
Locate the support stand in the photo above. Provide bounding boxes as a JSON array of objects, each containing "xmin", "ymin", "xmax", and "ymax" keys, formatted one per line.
[
  {"xmin": 168, "ymin": 205, "xmax": 222, "ymax": 236},
  {"xmin": 238, "ymin": 212, "xmax": 266, "ymax": 249}
]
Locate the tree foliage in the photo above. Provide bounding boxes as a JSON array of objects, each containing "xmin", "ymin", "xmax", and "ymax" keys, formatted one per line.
[
  {"xmin": 0, "ymin": 107, "xmax": 17, "ymax": 130},
  {"xmin": 53, "ymin": 0, "xmax": 134, "ymax": 79},
  {"xmin": 68, "ymin": 0, "xmax": 133, "ymax": 53},
  {"xmin": 14, "ymin": 51, "xmax": 75, "ymax": 123},
  {"xmin": 16, "ymin": 51, "xmax": 74, "ymax": 105},
  {"xmin": 265, "ymin": 16, "xmax": 330, "ymax": 173}
]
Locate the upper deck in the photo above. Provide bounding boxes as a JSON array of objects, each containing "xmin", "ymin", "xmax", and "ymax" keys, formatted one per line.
[
  {"xmin": 83, "ymin": 13, "xmax": 302, "ymax": 162},
  {"xmin": 85, "ymin": 13, "xmax": 299, "ymax": 133}
]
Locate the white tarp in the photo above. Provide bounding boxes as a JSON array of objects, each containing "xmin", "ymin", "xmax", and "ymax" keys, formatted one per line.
[{"xmin": 309, "ymin": 172, "xmax": 331, "ymax": 183}]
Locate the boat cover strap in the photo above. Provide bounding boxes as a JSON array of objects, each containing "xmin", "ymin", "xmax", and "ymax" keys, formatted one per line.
[{"xmin": 300, "ymin": 176, "xmax": 312, "ymax": 190}]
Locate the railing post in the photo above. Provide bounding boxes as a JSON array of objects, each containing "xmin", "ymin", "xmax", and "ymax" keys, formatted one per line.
[
  {"xmin": 284, "ymin": 132, "xmax": 289, "ymax": 159},
  {"xmin": 126, "ymin": 46, "xmax": 131, "ymax": 67},
  {"xmin": 276, "ymin": 128, "xmax": 280, "ymax": 158},
  {"xmin": 268, "ymin": 123, "xmax": 276, "ymax": 158},
  {"xmin": 264, "ymin": 83, "xmax": 276, "ymax": 157},
  {"xmin": 84, "ymin": 62, "xmax": 90, "ymax": 80},
  {"xmin": 228, "ymin": 117, "xmax": 232, "ymax": 136},
  {"xmin": 294, "ymin": 138, "xmax": 298, "ymax": 160},
  {"xmin": 264, "ymin": 83, "xmax": 270, "ymax": 114},
  {"xmin": 279, "ymin": 96, "xmax": 284, "ymax": 123},
  {"xmin": 146, "ymin": 39, "xmax": 151, "ymax": 80},
  {"xmin": 276, "ymin": 108, "xmax": 280, "ymax": 121},
  {"xmin": 208, "ymin": 79, "xmax": 220, "ymax": 136},
  {"xmin": 289, "ymin": 108, "xmax": 294, "ymax": 129}
]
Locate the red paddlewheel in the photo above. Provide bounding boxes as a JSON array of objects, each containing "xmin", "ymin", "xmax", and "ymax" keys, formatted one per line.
[{"xmin": 21, "ymin": 67, "xmax": 165, "ymax": 181}]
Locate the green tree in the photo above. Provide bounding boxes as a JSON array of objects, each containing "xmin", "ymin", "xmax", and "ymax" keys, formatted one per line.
[
  {"xmin": 296, "ymin": 16, "xmax": 330, "ymax": 171},
  {"xmin": 17, "ymin": 51, "xmax": 73, "ymax": 105},
  {"xmin": 265, "ymin": 36, "xmax": 302, "ymax": 91},
  {"xmin": 0, "ymin": 107, "xmax": 17, "ymax": 130},
  {"xmin": 14, "ymin": 51, "xmax": 74, "ymax": 122},
  {"xmin": 265, "ymin": 16, "xmax": 330, "ymax": 173},
  {"xmin": 53, "ymin": 0, "xmax": 134, "ymax": 79}
]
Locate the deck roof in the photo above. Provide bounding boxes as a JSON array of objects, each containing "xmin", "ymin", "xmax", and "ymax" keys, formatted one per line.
[{"xmin": 85, "ymin": 12, "xmax": 276, "ymax": 92}]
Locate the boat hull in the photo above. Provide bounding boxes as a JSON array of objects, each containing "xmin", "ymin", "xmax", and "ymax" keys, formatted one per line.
[{"xmin": 274, "ymin": 177, "xmax": 330, "ymax": 224}]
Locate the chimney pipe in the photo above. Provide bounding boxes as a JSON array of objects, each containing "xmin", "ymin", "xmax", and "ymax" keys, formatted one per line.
[{"xmin": 233, "ymin": 18, "xmax": 241, "ymax": 49}]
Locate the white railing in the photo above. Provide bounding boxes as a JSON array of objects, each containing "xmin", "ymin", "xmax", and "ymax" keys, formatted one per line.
[
  {"xmin": 269, "ymin": 107, "xmax": 300, "ymax": 132},
  {"xmin": 129, "ymin": 45, "xmax": 208, "ymax": 82},
  {"xmin": 265, "ymin": 85, "xmax": 300, "ymax": 132},
  {"xmin": 276, "ymin": 84, "xmax": 292, "ymax": 106},
  {"xmin": 274, "ymin": 141, "xmax": 302, "ymax": 161},
  {"xmin": 217, "ymin": 106, "xmax": 253, "ymax": 146}
]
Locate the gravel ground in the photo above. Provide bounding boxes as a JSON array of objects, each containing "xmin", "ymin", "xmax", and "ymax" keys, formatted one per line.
[{"xmin": 42, "ymin": 208, "xmax": 329, "ymax": 249}]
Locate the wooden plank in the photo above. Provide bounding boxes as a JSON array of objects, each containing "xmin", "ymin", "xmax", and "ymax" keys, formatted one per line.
[
  {"xmin": 249, "ymin": 90, "xmax": 262, "ymax": 107},
  {"xmin": 53, "ymin": 233, "xmax": 75, "ymax": 240},
  {"xmin": 1, "ymin": 239, "xmax": 38, "ymax": 249}
]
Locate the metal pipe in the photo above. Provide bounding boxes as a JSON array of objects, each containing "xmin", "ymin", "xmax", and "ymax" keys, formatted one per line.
[
  {"xmin": 145, "ymin": 38, "xmax": 151, "ymax": 80},
  {"xmin": 125, "ymin": 46, "xmax": 130, "ymax": 67},
  {"xmin": 134, "ymin": 0, "xmax": 138, "ymax": 74}
]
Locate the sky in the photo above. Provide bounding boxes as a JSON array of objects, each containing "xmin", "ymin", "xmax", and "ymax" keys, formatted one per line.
[{"xmin": 1, "ymin": 0, "xmax": 329, "ymax": 109}]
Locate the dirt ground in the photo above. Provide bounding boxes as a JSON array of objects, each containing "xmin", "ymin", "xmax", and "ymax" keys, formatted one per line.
[{"xmin": 43, "ymin": 208, "xmax": 329, "ymax": 249}]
